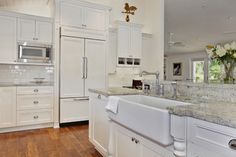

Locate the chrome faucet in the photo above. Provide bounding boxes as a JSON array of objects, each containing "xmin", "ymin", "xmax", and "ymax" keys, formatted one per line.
[
  {"xmin": 171, "ymin": 82, "xmax": 177, "ymax": 99},
  {"xmin": 139, "ymin": 71, "xmax": 164, "ymax": 95}
]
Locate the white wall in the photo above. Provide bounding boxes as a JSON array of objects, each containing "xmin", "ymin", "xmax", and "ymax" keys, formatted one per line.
[{"xmin": 165, "ymin": 52, "xmax": 207, "ymax": 81}]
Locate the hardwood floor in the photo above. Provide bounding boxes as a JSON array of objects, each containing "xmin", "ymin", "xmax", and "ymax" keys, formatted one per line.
[{"xmin": 0, "ymin": 124, "xmax": 102, "ymax": 157}]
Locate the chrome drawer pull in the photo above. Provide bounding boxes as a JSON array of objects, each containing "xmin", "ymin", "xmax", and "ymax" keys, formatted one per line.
[
  {"xmin": 97, "ymin": 94, "xmax": 101, "ymax": 99},
  {"xmin": 33, "ymin": 101, "xmax": 39, "ymax": 104},
  {"xmin": 229, "ymin": 139, "xmax": 236, "ymax": 150},
  {"xmin": 33, "ymin": 115, "xmax": 39, "ymax": 119},
  {"xmin": 34, "ymin": 89, "xmax": 39, "ymax": 93}
]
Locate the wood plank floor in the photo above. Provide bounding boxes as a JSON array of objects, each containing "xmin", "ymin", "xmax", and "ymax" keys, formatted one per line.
[{"xmin": 0, "ymin": 124, "xmax": 102, "ymax": 157}]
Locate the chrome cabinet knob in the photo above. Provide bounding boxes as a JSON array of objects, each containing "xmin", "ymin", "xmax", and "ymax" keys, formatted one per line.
[
  {"xmin": 97, "ymin": 94, "xmax": 101, "ymax": 99},
  {"xmin": 229, "ymin": 139, "xmax": 236, "ymax": 150},
  {"xmin": 33, "ymin": 101, "xmax": 39, "ymax": 104},
  {"xmin": 34, "ymin": 89, "xmax": 39, "ymax": 93},
  {"xmin": 33, "ymin": 115, "xmax": 39, "ymax": 119}
]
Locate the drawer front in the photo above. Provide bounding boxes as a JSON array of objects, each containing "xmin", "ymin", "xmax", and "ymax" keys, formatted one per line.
[
  {"xmin": 188, "ymin": 118, "xmax": 236, "ymax": 157},
  {"xmin": 60, "ymin": 98, "xmax": 89, "ymax": 123},
  {"xmin": 17, "ymin": 86, "xmax": 53, "ymax": 95},
  {"xmin": 17, "ymin": 109, "xmax": 53, "ymax": 126},
  {"xmin": 17, "ymin": 95, "xmax": 53, "ymax": 110}
]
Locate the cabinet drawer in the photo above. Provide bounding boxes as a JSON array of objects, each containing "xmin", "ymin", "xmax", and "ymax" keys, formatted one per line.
[
  {"xmin": 17, "ymin": 109, "xmax": 53, "ymax": 126},
  {"xmin": 17, "ymin": 95, "xmax": 53, "ymax": 110},
  {"xmin": 60, "ymin": 98, "xmax": 89, "ymax": 123},
  {"xmin": 17, "ymin": 86, "xmax": 53, "ymax": 95},
  {"xmin": 188, "ymin": 118, "xmax": 236, "ymax": 157}
]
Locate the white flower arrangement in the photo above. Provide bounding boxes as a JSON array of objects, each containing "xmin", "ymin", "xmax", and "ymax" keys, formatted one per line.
[
  {"xmin": 206, "ymin": 41, "xmax": 236, "ymax": 83},
  {"xmin": 206, "ymin": 41, "xmax": 236, "ymax": 60}
]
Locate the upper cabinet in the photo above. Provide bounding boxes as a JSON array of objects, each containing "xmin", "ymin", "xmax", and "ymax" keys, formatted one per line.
[
  {"xmin": 117, "ymin": 21, "xmax": 143, "ymax": 67},
  {"xmin": 59, "ymin": 0, "xmax": 110, "ymax": 40},
  {"xmin": 18, "ymin": 18, "xmax": 53, "ymax": 44},
  {"xmin": 0, "ymin": 15, "xmax": 17, "ymax": 63}
]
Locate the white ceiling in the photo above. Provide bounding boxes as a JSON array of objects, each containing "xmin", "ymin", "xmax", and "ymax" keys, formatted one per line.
[{"xmin": 165, "ymin": 0, "xmax": 236, "ymax": 54}]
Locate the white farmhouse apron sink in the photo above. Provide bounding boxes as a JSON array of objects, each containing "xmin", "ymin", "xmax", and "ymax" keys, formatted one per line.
[{"xmin": 108, "ymin": 95, "xmax": 189, "ymax": 146}]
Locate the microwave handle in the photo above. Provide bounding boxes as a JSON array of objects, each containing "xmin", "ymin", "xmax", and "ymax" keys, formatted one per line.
[{"xmin": 19, "ymin": 45, "xmax": 23, "ymax": 59}]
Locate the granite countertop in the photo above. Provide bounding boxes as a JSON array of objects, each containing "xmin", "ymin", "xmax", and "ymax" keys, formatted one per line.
[
  {"xmin": 89, "ymin": 87, "xmax": 236, "ymax": 129},
  {"xmin": 0, "ymin": 82, "xmax": 54, "ymax": 87},
  {"xmin": 167, "ymin": 100, "xmax": 236, "ymax": 129},
  {"xmin": 88, "ymin": 87, "xmax": 142, "ymax": 97}
]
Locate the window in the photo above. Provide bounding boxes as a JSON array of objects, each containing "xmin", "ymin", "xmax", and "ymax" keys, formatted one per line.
[
  {"xmin": 192, "ymin": 60, "xmax": 205, "ymax": 83},
  {"xmin": 208, "ymin": 59, "xmax": 222, "ymax": 83}
]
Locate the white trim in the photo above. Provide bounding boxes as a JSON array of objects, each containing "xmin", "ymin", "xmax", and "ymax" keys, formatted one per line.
[{"xmin": 0, "ymin": 123, "xmax": 53, "ymax": 133}]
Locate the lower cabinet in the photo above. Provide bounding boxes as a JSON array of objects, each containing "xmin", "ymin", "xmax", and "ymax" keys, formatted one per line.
[
  {"xmin": 89, "ymin": 93, "xmax": 109, "ymax": 156},
  {"xmin": 0, "ymin": 86, "xmax": 54, "ymax": 131},
  {"xmin": 0, "ymin": 87, "xmax": 17, "ymax": 128},
  {"xmin": 187, "ymin": 118, "xmax": 236, "ymax": 157},
  {"xmin": 112, "ymin": 123, "xmax": 174, "ymax": 157},
  {"xmin": 17, "ymin": 109, "xmax": 53, "ymax": 126},
  {"xmin": 60, "ymin": 98, "xmax": 89, "ymax": 123}
]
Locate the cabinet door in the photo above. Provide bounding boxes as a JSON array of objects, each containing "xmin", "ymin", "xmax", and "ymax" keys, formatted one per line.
[
  {"xmin": 84, "ymin": 40, "xmax": 106, "ymax": 96},
  {"xmin": 36, "ymin": 21, "xmax": 53, "ymax": 43},
  {"xmin": 60, "ymin": 37, "xmax": 85, "ymax": 98},
  {"xmin": 115, "ymin": 128, "xmax": 138, "ymax": 157},
  {"xmin": 84, "ymin": 7, "xmax": 106, "ymax": 31},
  {"xmin": 117, "ymin": 25, "xmax": 131, "ymax": 58},
  {"xmin": 131, "ymin": 26, "xmax": 142, "ymax": 58},
  {"xmin": 60, "ymin": 2, "xmax": 84, "ymax": 28},
  {"xmin": 0, "ymin": 87, "xmax": 16, "ymax": 128},
  {"xmin": 18, "ymin": 18, "xmax": 35, "ymax": 41},
  {"xmin": 60, "ymin": 98, "xmax": 89, "ymax": 123},
  {"xmin": 139, "ymin": 144, "xmax": 163, "ymax": 157},
  {"xmin": 89, "ymin": 94, "xmax": 109, "ymax": 155},
  {"xmin": 0, "ymin": 16, "xmax": 17, "ymax": 63},
  {"xmin": 108, "ymin": 30, "xmax": 117, "ymax": 73}
]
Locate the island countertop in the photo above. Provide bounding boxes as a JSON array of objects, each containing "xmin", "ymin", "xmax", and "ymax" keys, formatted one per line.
[
  {"xmin": 89, "ymin": 87, "xmax": 236, "ymax": 129},
  {"xmin": 88, "ymin": 87, "xmax": 142, "ymax": 97}
]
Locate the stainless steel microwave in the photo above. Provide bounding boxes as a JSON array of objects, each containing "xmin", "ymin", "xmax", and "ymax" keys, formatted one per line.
[{"xmin": 18, "ymin": 42, "xmax": 52, "ymax": 63}]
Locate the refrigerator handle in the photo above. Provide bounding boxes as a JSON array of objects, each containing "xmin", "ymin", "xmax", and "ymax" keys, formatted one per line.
[
  {"xmin": 85, "ymin": 57, "xmax": 88, "ymax": 79},
  {"xmin": 82, "ymin": 57, "xmax": 86, "ymax": 79}
]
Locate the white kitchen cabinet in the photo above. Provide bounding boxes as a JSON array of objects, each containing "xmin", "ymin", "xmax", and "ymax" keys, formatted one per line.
[
  {"xmin": 0, "ymin": 16, "xmax": 17, "ymax": 63},
  {"xmin": 111, "ymin": 122, "xmax": 174, "ymax": 157},
  {"xmin": 60, "ymin": 37, "xmax": 85, "ymax": 98},
  {"xmin": 0, "ymin": 87, "xmax": 17, "ymax": 128},
  {"xmin": 117, "ymin": 21, "xmax": 143, "ymax": 67},
  {"xmin": 60, "ymin": 2, "xmax": 84, "ymax": 28},
  {"xmin": 108, "ymin": 29, "xmax": 117, "ymax": 73},
  {"xmin": 17, "ymin": 109, "xmax": 53, "ymax": 126},
  {"xmin": 18, "ymin": 18, "xmax": 53, "ymax": 44},
  {"xmin": 85, "ymin": 39, "xmax": 106, "ymax": 96},
  {"xmin": 89, "ymin": 93, "xmax": 109, "ymax": 156},
  {"xmin": 187, "ymin": 118, "xmax": 236, "ymax": 157},
  {"xmin": 84, "ymin": 7, "xmax": 106, "ymax": 31},
  {"xmin": 16, "ymin": 86, "xmax": 54, "ymax": 127},
  {"xmin": 60, "ymin": 98, "xmax": 89, "ymax": 123},
  {"xmin": 60, "ymin": 1, "xmax": 108, "ymax": 32},
  {"xmin": 36, "ymin": 21, "xmax": 53, "ymax": 43}
]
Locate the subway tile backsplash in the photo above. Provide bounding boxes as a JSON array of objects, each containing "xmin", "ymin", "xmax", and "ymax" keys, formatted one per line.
[{"xmin": 0, "ymin": 65, "xmax": 54, "ymax": 84}]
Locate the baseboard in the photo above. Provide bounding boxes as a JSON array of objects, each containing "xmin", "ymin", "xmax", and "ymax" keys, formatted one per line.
[{"xmin": 0, "ymin": 123, "xmax": 54, "ymax": 133}]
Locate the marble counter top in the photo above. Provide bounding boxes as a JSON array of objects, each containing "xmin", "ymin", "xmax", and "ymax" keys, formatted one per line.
[
  {"xmin": 89, "ymin": 87, "xmax": 142, "ymax": 97},
  {"xmin": 89, "ymin": 87, "xmax": 236, "ymax": 129},
  {"xmin": 167, "ymin": 100, "xmax": 236, "ymax": 129}
]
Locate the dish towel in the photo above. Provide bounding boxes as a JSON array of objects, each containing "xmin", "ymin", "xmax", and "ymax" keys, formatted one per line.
[{"xmin": 106, "ymin": 96, "xmax": 120, "ymax": 114}]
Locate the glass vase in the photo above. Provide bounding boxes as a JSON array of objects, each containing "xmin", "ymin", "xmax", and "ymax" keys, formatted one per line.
[{"xmin": 223, "ymin": 62, "xmax": 235, "ymax": 84}]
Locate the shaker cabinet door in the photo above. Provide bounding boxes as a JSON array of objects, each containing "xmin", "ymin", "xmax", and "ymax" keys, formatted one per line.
[
  {"xmin": 18, "ymin": 18, "xmax": 35, "ymax": 42},
  {"xmin": 0, "ymin": 87, "xmax": 17, "ymax": 128},
  {"xmin": 36, "ymin": 21, "xmax": 53, "ymax": 44},
  {"xmin": 0, "ymin": 16, "xmax": 17, "ymax": 63}
]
